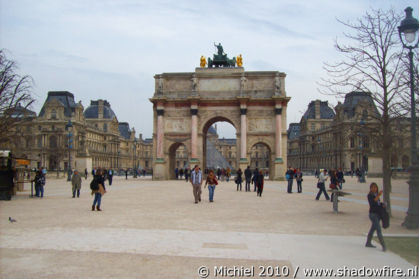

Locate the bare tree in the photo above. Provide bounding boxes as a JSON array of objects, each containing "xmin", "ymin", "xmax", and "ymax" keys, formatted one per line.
[
  {"xmin": 0, "ymin": 49, "xmax": 35, "ymax": 143},
  {"xmin": 320, "ymin": 8, "xmax": 407, "ymax": 215}
]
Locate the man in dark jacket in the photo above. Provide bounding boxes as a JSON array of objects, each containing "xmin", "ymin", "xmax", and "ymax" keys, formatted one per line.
[{"xmin": 244, "ymin": 166, "xmax": 252, "ymax": 192}]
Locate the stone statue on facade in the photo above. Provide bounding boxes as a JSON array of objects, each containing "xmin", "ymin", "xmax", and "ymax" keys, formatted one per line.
[
  {"xmin": 191, "ymin": 75, "xmax": 198, "ymax": 92},
  {"xmin": 157, "ymin": 77, "xmax": 163, "ymax": 94},
  {"xmin": 274, "ymin": 73, "xmax": 281, "ymax": 95},
  {"xmin": 240, "ymin": 74, "xmax": 247, "ymax": 95}
]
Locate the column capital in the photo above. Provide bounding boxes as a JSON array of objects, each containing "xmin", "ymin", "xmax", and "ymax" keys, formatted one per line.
[
  {"xmin": 157, "ymin": 109, "xmax": 164, "ymax": 116},
  {"xmin": 275, "ymin": 108, "xmax": 282, "ymax": 115},
  {"xmin": 240, "ymin": 108, "xmax": 247, "ymax": 115},
  {"xmin": 190, "ymin": 109, "xmax": 198, "ymax": 115}
]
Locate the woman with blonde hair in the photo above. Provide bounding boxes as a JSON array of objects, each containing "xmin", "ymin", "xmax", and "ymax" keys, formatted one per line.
[
  {"xmin": 205, "ymin": 169, "xmax": 218, "ymax": 202},
  {"xmin": 365, "ymin": 182, "xmax": 386, "ymax": 251}
]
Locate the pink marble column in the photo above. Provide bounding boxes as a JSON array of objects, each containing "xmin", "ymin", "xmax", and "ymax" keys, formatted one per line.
[
  {"xmin": 156, "ymin": 109, "xmax": 164, "ymax": 158},
  {"xmin": 275, "ymin": 108, "xmax": 282, "ymax": 159},
  {"xmin": 191, "ymin": 108, "xmax": 198, "ymax": 159},
  {"xmin": 240, "ymin": 108, "xmax": 247, "ymax": 159}
]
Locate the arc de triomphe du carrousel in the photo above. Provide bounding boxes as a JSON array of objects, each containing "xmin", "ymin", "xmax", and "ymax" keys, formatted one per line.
[{"xmin": 150, "ymin": 44, "xmax": 290, "ymax": 180}]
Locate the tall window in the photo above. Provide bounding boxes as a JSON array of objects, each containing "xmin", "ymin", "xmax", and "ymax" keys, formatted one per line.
[
  {"xmin": 51, "ymin": 109, "xmax": 57, "ymax": 119},
  {"xmin": 49, "ymin": 136, "xmax": 57, "ymax": 148},
  {"xmin": 103, "ymin": 123, "xmax": 108, "ymax": 132},
  {"xmin": 350, "ymin": 137, "xmax": 354, "ymax": 148},
  {"xmin": 37, "ymin": 135, "xmax": 42, "ymax": 148}
]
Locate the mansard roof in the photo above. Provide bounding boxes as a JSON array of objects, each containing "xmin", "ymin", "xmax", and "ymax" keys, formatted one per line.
[
  {"xmin": 118, "ymin": 122, "xmax": 131, "ymax": 139},
  {"xmin": 39, "ymin": 91, "xmax": 77, "ymax": 117},
  {"xmin": 10, "ymin": 103, "xmax": 36, "ymax": 119},
  {"xmin": 287, "ymin": 123, "xmax": 300, "ymax": 140},
  {"xmin": 84, "ymin": 100, "xmax": 116, "ymax": 119},
  {"xmin": 342, "ymin": 91, "xmax": 378, "ymax": 118},
  {"xmin": 302, "ymin": 100, "xmax": 335, "ymax": 120}
]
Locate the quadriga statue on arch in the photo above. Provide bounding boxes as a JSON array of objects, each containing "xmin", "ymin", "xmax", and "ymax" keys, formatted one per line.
[{"xmin": 207, "ymin": 43, "xmax": 236, "ymax": 68}]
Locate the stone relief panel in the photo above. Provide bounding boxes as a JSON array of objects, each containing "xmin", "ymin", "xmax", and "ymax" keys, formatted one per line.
[
  {"xmin": 165, "ymin": 78, "xmax": 191, "ymax": 92},
  {"xmin": 199, "ymin": 78, "xmax": 240, "ymax": 92},
  {"xmin": 164, "ymin": 118, "xmax": 191, "ymax": 133},
  {"xmin": 248, "ymin": 118, "xmax": 274, "ymax": 133}
]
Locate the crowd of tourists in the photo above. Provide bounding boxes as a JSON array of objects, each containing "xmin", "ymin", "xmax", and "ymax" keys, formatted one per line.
[{"xmin": 31, "ymin": 163, "xmax": 388, "ymax": 252}]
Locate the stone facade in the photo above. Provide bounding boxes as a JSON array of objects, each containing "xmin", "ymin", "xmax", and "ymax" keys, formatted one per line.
[
  {"xmin": 150, "ymin": 67, "xmax": 290, "ymax": 180},
  {"xmin": 2, "ymin": 91, "xmax": 153, "ymax": 175},
  {"xmin": 287, "ymin": 92, "xmax": 417, "ymax": 175}
]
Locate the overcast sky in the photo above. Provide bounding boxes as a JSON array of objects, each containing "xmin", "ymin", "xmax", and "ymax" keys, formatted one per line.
[{"xmin": 0, "ymin": 0, "xmax": 415, "ymax": 139}]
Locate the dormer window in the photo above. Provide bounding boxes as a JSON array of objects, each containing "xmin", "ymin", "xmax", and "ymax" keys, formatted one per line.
[{"xmin": 51, "ymin": 109, "xmax": 57, "ymax": 120}]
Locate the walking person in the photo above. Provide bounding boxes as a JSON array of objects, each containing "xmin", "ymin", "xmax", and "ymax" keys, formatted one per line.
[
  {"xmin": 34, "ymin": 170, "xmax": 45, "ymax": 198},
  {"xmin": 84, "ymin": 168, "xmax": 88, "ymax": 180},
  {"xmin": 295, "ymin": 168, "xmax": 303, "ymax": 193},
  {"xmin": 329, "ymin": 170, "xmax": 339, "ymax": 209},
  {"xmin": 256, "ymin": 170, "xmax": 264, "ymax": 197},
  {"xmin": 337, "ymin": 168, "xmax": 344, "ymax": 189},
  {"xmin": 125, "ymin": 169, "xmax": 128, "ymax": 180},
  {"xmin": 91, "ymin": 169, "xmax": 106, "ymax": 211},
  {"xmin": 286, "ymin": 167, "xmax": 294, "ymax": 193},
  {"xmin": 204, "ymin": 170, "xmax": 218, "ymax": 202},
  {"xmin": 235, "ymin": 168, "xmax": 243, "ymax": 191},
  {"xmin": 244, "ymin": 166, "xmax": 252, "ymax": 192},
  {"xmin": 190, "ymin": 165, "xmax": 203, "ymax": 204},
  {"xmin": 108, "ymin": 169, "xmax": 114, "ymax": 186},
  {"xmin": 184, "ymin": 168, "xmax": 189, "ymax": 182},
  {"xmin": 316, "ymin": 169, "xmax": 330, "ymax": 200},
  {"xmin": 226, "ymin": 167, "xmax": 231, "ymax": 182},
  {"xmin": 71, "ymin": 170, "xmax": 82, "ymax": 198},
  {"xmin": 365, "ymin": 182, "xmax": 386, "ymax": 251},
  {"xmin": 216, "ymin": 168, "xmax": 221, "ymax": 180},
  {"xmin": 252, "ymin": 168, "xmax": 259, "ymax": 192}
]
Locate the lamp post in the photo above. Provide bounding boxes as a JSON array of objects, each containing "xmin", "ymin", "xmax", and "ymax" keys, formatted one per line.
[
  {"xmin": 317, "ymin": 137, "xmax": 321, "ymax": 171},
  {"xmin": 359, "ymin": 119, "xmax": 366, "ymax": 183},
  {"xmin": 65, "ymin": 120, "xmax": 73, "ymax": 182},
  {"xmin": 399, "ymin": 7, "xmax": 419, "ymax": 229},
  {"xmin": 133, "ymin": 138, "xmax": 138, "ymax": 178}
]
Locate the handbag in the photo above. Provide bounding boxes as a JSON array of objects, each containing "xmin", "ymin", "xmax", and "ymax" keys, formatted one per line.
[
  {"xmin": 317, "ymin": 182, "xmax": 321, "ymax": 188},
  {"xmin": 329, "ymin": 183, "xmax": 337, "ymax": 189}
]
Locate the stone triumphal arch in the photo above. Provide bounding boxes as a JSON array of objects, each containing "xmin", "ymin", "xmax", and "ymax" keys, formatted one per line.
[{"xmin": 150, "ymin": 53, "xmax": 290, "ymax": 180}]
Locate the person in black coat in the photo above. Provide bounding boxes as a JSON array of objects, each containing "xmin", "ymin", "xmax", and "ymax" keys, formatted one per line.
[
  {"xmin": 252, "ymin": 168, "xmax": 259, "ymax": 192},
  {"xmin": 244, "ymin": 166, "xmax": 252, "ymax": 192},
  {"xmin": 365, "ymin": 182, "xmax": 386, "ymax": 251},
  {"xmin": 235, "ymin": 169, "xmax": 243, "ymax": 191},
  {"xmin": 255, "ymin": 170, "xmax": 264, "ymax": 197}
]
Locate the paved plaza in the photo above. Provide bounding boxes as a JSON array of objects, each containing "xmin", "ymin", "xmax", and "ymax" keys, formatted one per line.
[{"xmin": 0, "ymin": 175, "xmax": 418, "ymax": 278}]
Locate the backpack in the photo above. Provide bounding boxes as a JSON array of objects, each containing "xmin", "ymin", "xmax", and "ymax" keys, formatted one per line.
[{"xmin": 90, "ymin": 178, "xmax": 99, "ymax": 191}]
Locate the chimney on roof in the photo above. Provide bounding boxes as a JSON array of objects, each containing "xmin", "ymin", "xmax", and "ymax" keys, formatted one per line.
[
  {"xmin": 315, "ymin": 100, "xmax": 321, "ymax": 119},
  {"xmin": 98, "ymin": 100, "xmax": 104, "ymax": 119}
]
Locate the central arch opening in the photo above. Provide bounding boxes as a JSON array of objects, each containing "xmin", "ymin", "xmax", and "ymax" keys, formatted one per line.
[
  {"xmin": 202, "ymin": 117, "xmax": 237, "ymax": 176},
  {"xmin": 169, "ymin": 142, "xmax": 189, "ymax": 179},
  {"xmin": 250, "ymin": 142, "xmax": 272, "ymax": 179}
]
